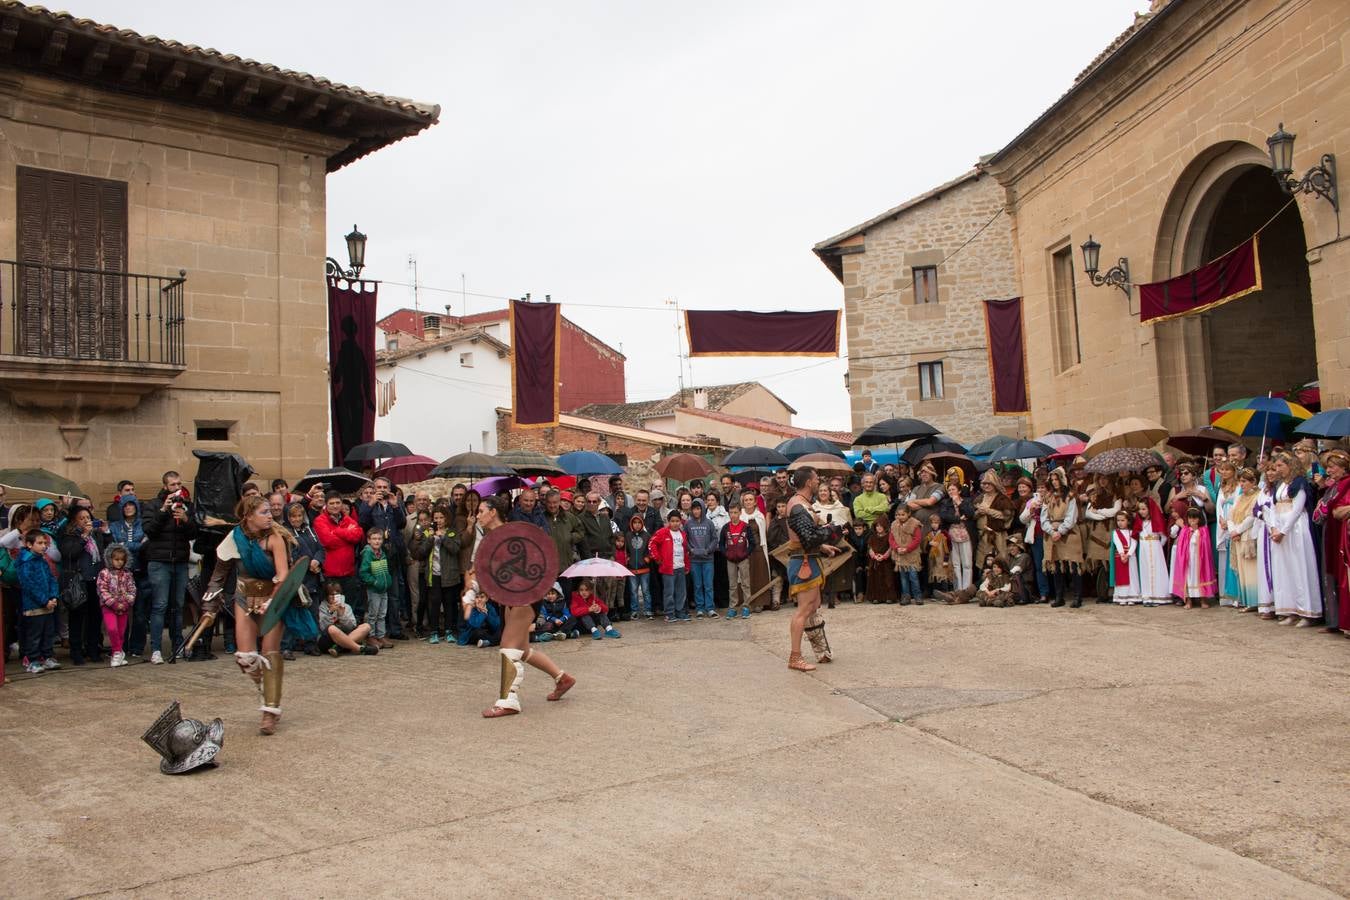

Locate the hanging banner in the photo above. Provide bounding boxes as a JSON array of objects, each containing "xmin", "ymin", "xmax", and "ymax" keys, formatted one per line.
[
  {"xmin": 328, "ymin": 277, "xmax": 377, "ymax": 466},
  {"xmin": 982, "ymin": 297, "xmax": 1029, "ymax": 415},
  {"xmin": 684, "ymin": 309, "xmax": 839, "ymax": 357},
  {"xmin": 510, "ymin": 300, "xmax": 561, "ymax": 428},
  {"xmin": 1139, "ymin": 236, "xmax": 1262, "ymax": 324}
]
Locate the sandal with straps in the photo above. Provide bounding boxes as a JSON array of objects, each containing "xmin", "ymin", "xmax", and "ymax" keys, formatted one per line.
[{"xmin": 787, "ymin": 652, "xmax": 816, "ymax": 672}]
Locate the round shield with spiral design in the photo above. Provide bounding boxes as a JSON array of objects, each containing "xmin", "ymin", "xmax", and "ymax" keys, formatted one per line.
[{"xmin": 475, "ymin": 522, "xmax": 560, "ymax": 606}]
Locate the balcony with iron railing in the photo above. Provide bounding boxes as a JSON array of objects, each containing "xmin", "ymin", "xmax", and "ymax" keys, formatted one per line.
[{"xmin": 0, "ymin": 259, "xmax": 187, "ymax": 416}]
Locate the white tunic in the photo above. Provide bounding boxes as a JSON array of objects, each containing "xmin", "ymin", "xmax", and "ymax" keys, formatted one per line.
[
  {"xmin": 1111, "ymin": 530, "xmax": 1141, "ymax": 603},
  {"xmin": 1266, "ymin": 481, "xmax": 1323, "ymax": 618},
  {"xmin": 1136, "ymin": 519, "xmax": 1171, "ymax": 605}
]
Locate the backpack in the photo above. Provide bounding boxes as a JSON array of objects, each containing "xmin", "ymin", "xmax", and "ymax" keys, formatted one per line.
[{"xmin": 724, "ymin": 524, "xmax": 750, "ymax": 562}]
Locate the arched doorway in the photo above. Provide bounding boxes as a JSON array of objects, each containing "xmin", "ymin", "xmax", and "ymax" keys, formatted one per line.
[
  {"xmin": 1197, "ymin": 167, "xmax": 1315, "ymax": 407},
  {"xmin": 1152, "ymin": 142, "xmax": 1317, "ymax": 426}
]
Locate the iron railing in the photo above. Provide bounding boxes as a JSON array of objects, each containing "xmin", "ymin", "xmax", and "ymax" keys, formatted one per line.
[{"xmin": 0, "ymin": 260, "xmax": 186, "ymax": 365}]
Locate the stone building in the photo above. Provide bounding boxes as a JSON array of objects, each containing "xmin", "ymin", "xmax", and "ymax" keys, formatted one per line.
[
  {"xmin": 983, "ymin": 0, "xmax": 1349, "ymax": 432},
  {"xmin": 0, "ymin": 5, "xmax": 436, "ymax": 497},
  {"xmin": 813, "ymin": 170, "xmax": 1024, "ymax": 444}
]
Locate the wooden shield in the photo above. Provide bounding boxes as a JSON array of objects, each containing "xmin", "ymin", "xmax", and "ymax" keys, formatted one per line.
[{"xmin": 475, "ymin": 522, "xmax": 560, "ymax": 606}]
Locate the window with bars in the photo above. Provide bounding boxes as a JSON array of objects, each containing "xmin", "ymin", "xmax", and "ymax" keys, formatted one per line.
[
  {"xmin": 918, "ymin": 361, "xmax": 944, "ymax": 400},
  {"xmin": 912, "ymin": 266, "xmax": 939, "ymax": 304},
  {"xmin": 16, "ymin": 166, "xmax": 129, "ymax": 360}
]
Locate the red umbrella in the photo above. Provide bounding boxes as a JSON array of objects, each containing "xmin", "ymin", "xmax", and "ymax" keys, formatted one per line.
[
  {"xmin": 1048, "ymin": 440, "xmax": 1087, "ymax": 460},
  {"xmin": 373, "ymin": 455, "xmax": 438, "ymax": 485}
]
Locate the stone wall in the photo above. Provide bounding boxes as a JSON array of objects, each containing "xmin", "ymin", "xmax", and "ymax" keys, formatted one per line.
[
  {"xmin": 495, "ymin": 412, "xmax": 665, "ymax": 493},
  {"xmin": 839, "ymin": 172, "xmax": 1024, "ymax": 444},
  {"xmin": 0, "ymin": 72, "xmax": 341, "ymax": 498},
  {"xmin": 985, "ymin": 0, "xmax": 1350, "ymax": 432}
]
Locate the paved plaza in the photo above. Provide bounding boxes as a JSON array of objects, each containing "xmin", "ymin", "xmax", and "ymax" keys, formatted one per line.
[{"xmin": 2, "ymin": 602, "xmax": 1347, "ymax": 898}]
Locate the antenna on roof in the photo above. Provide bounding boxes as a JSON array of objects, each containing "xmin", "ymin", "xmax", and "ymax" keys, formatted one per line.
[{"xmin": 408, "ymin": 255, "xmax": 419, "ymax": 311}]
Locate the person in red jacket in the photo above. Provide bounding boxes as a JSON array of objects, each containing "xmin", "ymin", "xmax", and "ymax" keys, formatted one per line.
[
  {"xmin": 647, "ymin": 510, "xmax": 690, "ymax": 622},
  {"xmin": 569, "ymin": 578, "xmax": 620, "ymax": 640},
  {"xmin": 314, "ymin": 490, "xmax": 367, "ymax": 621}
]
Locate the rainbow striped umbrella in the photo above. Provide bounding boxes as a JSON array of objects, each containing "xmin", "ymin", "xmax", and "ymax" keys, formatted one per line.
[{"xmin": 1209, "ymin": 396, "xmax": 1312, "ymax": 438}]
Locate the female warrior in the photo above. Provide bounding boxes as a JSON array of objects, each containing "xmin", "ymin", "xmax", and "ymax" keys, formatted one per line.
[{"xmin": 230, "ymin": 495, "xmax": 294, "ymax": 735}]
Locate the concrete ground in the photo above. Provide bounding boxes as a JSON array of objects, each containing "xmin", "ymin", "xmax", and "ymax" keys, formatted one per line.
[{"xmin": 1, "ymin": 601, "xmax": 1347, "ymax": 898}]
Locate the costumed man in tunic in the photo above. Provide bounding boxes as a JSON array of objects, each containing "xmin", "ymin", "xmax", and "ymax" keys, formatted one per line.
[
  {"xmin": 1039, "ymin": 471, "xmax": 1084, "ymax": 608},
  {"xmin": 224, "ymin": 496, "xmax": 293, "ymax": 735},
  {"xmin": 1083, "ymin": 475, "xmax": 1121, "ymax": 602},
  {"xmin": 784, "ymin": 466, "xmax": 841, "ymax": 672},
  {"xmin": 470, "ymin": 495, "xmax": 576, "ymax": 718}
]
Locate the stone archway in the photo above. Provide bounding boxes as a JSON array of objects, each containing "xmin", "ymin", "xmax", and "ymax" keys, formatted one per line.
[{"xmin": 1151, "ymin": 142, "xmax": 1317, "ymax": 427}]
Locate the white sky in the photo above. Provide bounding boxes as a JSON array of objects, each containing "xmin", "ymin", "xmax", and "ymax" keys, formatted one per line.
[{"xmin": 97, "ymin": 1, "xmax": 1142, "ymax": 429}]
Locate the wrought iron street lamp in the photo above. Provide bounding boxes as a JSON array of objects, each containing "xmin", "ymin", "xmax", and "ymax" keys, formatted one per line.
[
  {"xmin": 1080, "ymin": 235, "xmax": 1130, "ymax": 297},
  {"xmin": 326, "ymin": 224, "xmax": 368, "ymax": 278},
  {"xmin": 1267, "ymin": 123, "xmax": 1338, "ymax": 212}
]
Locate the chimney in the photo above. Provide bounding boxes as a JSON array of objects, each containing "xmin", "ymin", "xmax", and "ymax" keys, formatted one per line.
[
  {"xmin": 693, "ymin": 389, "xmax": 708, "ymax": 410},
  {"xmin": 422, "ymin": 314, "xmax": 441, "ymax": 339}
]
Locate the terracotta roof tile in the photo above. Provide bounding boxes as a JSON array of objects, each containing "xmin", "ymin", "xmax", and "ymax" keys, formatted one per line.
[{"xmin": 679, "ymin": 407, "xmax": 852, "ymax": 446}]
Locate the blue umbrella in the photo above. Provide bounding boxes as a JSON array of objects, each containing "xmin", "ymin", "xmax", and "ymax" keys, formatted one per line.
[
  {"xmin": 556, "ymin": 450, "xmax": 624, "ymax": 476},
  {"xmin": 775, "ymin": 437, "xmax": 846, "ymax": 461},
  {"xmin": 1294, "ymin": 408, "xmax": 1350, "ymax": 438}
]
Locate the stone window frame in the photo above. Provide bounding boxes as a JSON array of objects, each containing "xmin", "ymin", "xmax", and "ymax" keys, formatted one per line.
[
  {"xmin": 1048, "ymin": 241, "xmax": 1082, "ymax": 373},
  {"xmin": 912, "ymin": 265, "xmax": 939, "ymax": 305},
  {"xmin": 918, "ymin": 360, "xmax": 944, "ymax": 400}
]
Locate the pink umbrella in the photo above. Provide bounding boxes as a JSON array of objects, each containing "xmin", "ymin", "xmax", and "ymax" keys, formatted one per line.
[
  {"xmin": 373, "ymin": 455, "xmax": 438, "ymax": 485},
  {"xmin": 560, "ymin": 557, "xmax": 634, "ymax": 579},
  {"xmin": 1048, "ymin": 440, "xmax": 1087, "ymax": 460}
]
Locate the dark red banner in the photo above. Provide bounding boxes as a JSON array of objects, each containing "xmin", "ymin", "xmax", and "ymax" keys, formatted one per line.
[
  {"xmin": 982, "ymin": 297, "xmax": 1029, "ymax": 415},
  {"xmin": 684, "ymin": 310, "xmax": 839, "ymax": 357},
  {"xmin": 1139, "ymin": 236, "xmax": 1262, "ymax": 324},
  {"xmin": 511, "ymin": 300, "xmax": 561, "ymax": 428},
  {"xmin": 328, "ymin": 277, "xmax": 377, "ymax": 466}
]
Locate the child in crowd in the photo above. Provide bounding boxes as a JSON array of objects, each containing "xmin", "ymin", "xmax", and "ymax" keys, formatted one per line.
[
  {"xmin": 17, "ymin": 529, "xmax": 59, "ymax": 674},
  {"xmin": 358, "ymin": 529, "xmax": 393, "ymax": 648},
  {"xmin": 848, "ymin": 520, "xmax": 869, "ymax": 603},
  {"xmin": 625, "ymin": 514, "xmax": 653, "ymax": 619},
  {"xmin": 318, "ymin": 580, "xmax": 377, "ymax": 656},
  {"xmin": 459, "ymin": 595, "xmax": 503, "ymax": 647},
  {"xmin": 924, "ymin": 513, "xmax": 951, "ymax": 594},
  {"xmin": 612, "ymin": 532, "xmax": 632, "ymax": 620},
  {"xmin": 865, "ymin": 515, "xmax": 897, "ymax": 603},
  {"xmin": 96, "ymin": 543, "xmax": 136, "ymax": 667},
  {"xmin": 535, "ymin": 582, "xmax": 574, "ymax": 641},
  {"xmin": 889, "ymin": 506, "xmax": 923, "ymax": 605},
  {"xmin": 1110, "ymin": 509, "xmax": 1140, "ymax": 605},
  {"xmin": 1007, "ymin": 534, "xmax": 1038, "ymax": 604},
  {"xmin": 719, "ymin": 503, "xmax": 757, "ymax": 619},
  {"xmin": 570, "ymin": 578, "xmax": 621, "ymax": 639},
  {"xmin": 1171, "ymin": 506, "xmax": 1216, "ymax": 610},
  {"xmin": 975, "ymin": 558, "xmax": 1015, "ymax": 607}
]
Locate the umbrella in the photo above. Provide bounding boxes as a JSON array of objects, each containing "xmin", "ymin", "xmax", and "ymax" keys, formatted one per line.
[
  {"xmin": 901, "ymin": 435, "xmax": 966, "ymax": 466},
  {"xmin": 1211, "ymin": 396, "xmax": 1313, "ymax": 438},
  {"xmin": 1083, "ymin": 447, "xmax": 1163, "ymax": 474},
  {"xmin": 0, "ymin": 467, "xmax": 86, "ymax": 498},
  {"xmin": 495, "ymin": 449, "xmax": 565, "ymax": 476},
  {"xmin": 922, "ymin": 452, "xmax": 977, "ymax": 483},
  {"xmin": 1294, "ymin": 408, "xmax": 1350, "ymax": 438},
  {"xmin": 1032, "ymin": 432, "xmax": 1084, "ymax": 451},
  {"xmin": 556, "ymin": 450, "xmax": 624, "ymax": 476},
  {"xmin": 1048, "ymin": 440, "xmax": 1087, "ymax": 460},
  {"xmin": 731, "ymin": 468, "xmax": 773, "ymax": 487},
  {"xmin": 429, "ymin": 452, "xmax": 517, "ymax": 480},
  {"xmin": 343, "ymin": 440, "xmax": 413, "ymax": 466},
  {"xmin": 721, "ymin": 446, "xmax": 789, "ymax": 468},
  {"xmin": 472, "ymin": 475, "xmax": 529, "ymax": 496},
  {"xmin": 1167, "ymin": 426, "xmax": 1242, "ymax": 456},
  {"xmin": 986, "ymin": 440, "xmax": 1056, "ymax": 463},
  {"xmin": 560, "ymin": 557, "xmax": 634, "ymax": 579},
  {"xmin": 1083, "ymin": 417, "xmax": 1170, "ymax": 459},
  {"xmin": 853, "ymin": 417, "xmax": 940, "ymax": 446},
  {"xmin": 775, "ymin": 437, "xmax": 846, "ymax": 461},
  {"xmin": 967, "ymin": 435, "xmax": 1015, "ymax": 457},
  {"xmin": 373, "ymin": 455, "xmax": 438, "ymax": 485},
  {"xmin": 294, "ymin": 467, "xmax": 370, "ymax": 494},
  {"xmin": 789, "ymin": 453, "xmax": 855, "ymax": 477},
  {"xmin": 1049, "ymin": 428, "xmax": 1090, "ymax": 441},
  {"xmin": 654, "ymin": 453, "xmax": 716, "ymax": 483}
]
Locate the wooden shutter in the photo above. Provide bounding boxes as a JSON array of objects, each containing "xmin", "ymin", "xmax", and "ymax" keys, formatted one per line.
[{"xmin": 15, "ymin": 167, "xmax": 128, "ymax": 360}]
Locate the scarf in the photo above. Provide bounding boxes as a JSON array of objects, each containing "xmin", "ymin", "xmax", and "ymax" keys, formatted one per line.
[
  {"xmin": 1111, "ymin": 529, "xmax": 1133, "ymax": 586},
  {"xmin": 233, "ymin": 525, "xmax": 276, "ymax": 579}
]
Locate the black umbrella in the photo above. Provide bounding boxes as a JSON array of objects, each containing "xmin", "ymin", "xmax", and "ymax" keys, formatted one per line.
[
  {"xmin": 731, "ymin": 468, "xmax": 773, "ymax": 487},
  {"xmin": 1049, "ymin": 428, "xmax": 1090, "ymax": 441},
  {"xmin": 986, "ymin": 440, "xmax": 1056, "ymax": 463},
  {"xmin": 430, "ymin": 451, "xmax": 517, "ymax": 480},
  {"xmin": 853, "ymin": 417, "xmax": 940, "ymax": 446},
  {"xmin": 344, "ymin": 440, "xmax": 413, "ymax": 466},
  {"xmin": 967, "ymin": 435, "xmax": 1015, "ymax": 457},
  {"xmin": 721, "ymin": 446, "xmax": 790, "ymax": 468},
  {"xmin": 774, "ymin": 437, "xmax": 846, "ymax": 461},
  {"xmin": 900, "ymin": 435, "xmax": 966, "ymax": 466},
  {"xmin": 294, "ymin": 467, "xmax": 371, "ymax": 494}
]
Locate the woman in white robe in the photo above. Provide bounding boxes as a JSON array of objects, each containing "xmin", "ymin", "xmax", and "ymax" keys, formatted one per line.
[{"xmin": 1265, "ymin": 451, "xmax": 1323, "ymax": 625}]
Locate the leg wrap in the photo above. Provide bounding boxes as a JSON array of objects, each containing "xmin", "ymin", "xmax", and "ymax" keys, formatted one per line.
[
  {"xmin": 235, "ymin": 650, "xmax": 267, "ymax": 685},
  {"xmin": 496, "ymin": 648, "xmax": 524, "ymax": 711},
  {"xmin": 261, "ymin": 651, "xmax": 283, "ymax": 714},
  {"xmin": 804, "ymin": 611, "xmax": 831, "ymax": 660}
]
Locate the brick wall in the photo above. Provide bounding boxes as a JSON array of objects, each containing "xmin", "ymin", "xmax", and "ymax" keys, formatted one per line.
[
  {"xmin": 496, "ymin": 412, "xmax": 664, "ymax": 490},
  {"xmin": 838, "ymin": 172, "xmax": 1025, "ymax": 444}
]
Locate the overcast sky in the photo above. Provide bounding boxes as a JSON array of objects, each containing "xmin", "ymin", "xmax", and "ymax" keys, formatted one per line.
[{"xmin": 101, "ymin": 1, "xmax": 1141, "ymax": 429}]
